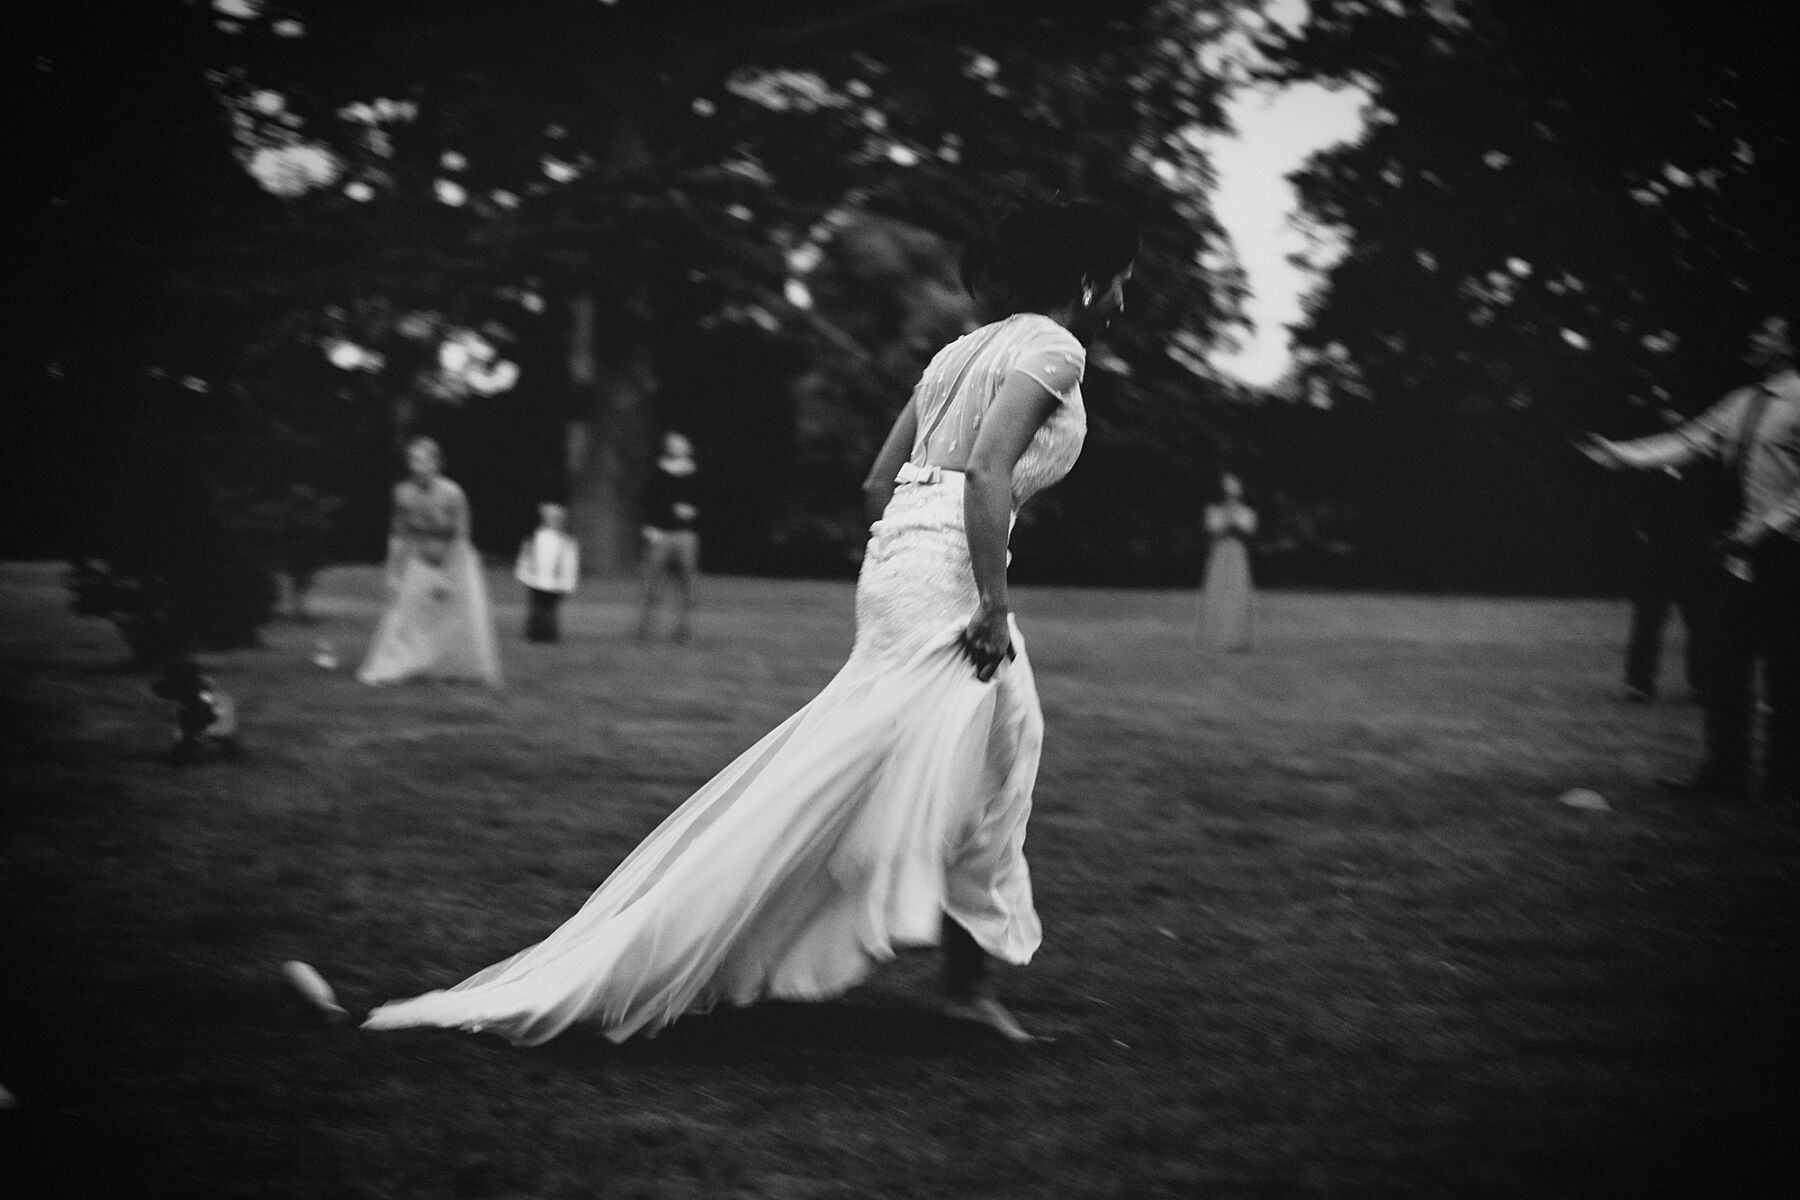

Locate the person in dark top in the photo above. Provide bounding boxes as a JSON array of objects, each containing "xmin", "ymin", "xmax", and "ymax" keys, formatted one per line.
[{"xmin": 635, "ymin": 431, "xmax": 701, "ymax": 642}]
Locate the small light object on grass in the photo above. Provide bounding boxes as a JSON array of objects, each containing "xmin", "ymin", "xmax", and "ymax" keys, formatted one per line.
[
  {"xmin": 281, "ymin": 960, "xmax": 348, "ymax": 1025},
  {"xmin": 1558, "ymin": 787, "xmax": 1611, "ymax": 812},
  {"xmin": 312, "ymin": 640, "xmax": 338, "ymax": 670}
]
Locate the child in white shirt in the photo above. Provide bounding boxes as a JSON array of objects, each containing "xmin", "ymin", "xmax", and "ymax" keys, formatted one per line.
[{"xmin": 515, "ymin": 503, "xmax": 579, "ymax": 642}]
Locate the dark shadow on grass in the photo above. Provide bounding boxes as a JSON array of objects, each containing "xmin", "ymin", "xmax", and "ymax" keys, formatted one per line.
[
  {"xmin": 1515, "ymin": 1102, "xmax": 1800, "ymax": 1200},
  {"xmin": 520, "ymin": 997, "xmax": 1032, "ymax": 1073},
  {"xmin": 0, "ymin": 1103, "xmax": 180, "ymax": 1200},
  {"xmin": 56, "ymin": 655, "xmax": 151, "ymax": 676}
]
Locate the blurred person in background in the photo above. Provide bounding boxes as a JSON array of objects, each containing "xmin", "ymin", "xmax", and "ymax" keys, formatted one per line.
[
  {"xmin": 1580, "ymin": 310, "xmax": 1800, "ymax": 804},
  {"xmin": 359, "ymin": 195, "xmax": 1139, "ymax": 1046},
  {"xmin": 358, "ymin": 436, "xmax": 502, "ymax": 687},
  {"xmin": 635, "ymin": 431, "xmax": 701, "ymax": 643},
  {"xmin": 515, "ymin": 502, "xmax": 579, "ymax": 643},
  {"xmin": 1198, "ymin": 471, "xmax": 1258, "ymax": 652}
]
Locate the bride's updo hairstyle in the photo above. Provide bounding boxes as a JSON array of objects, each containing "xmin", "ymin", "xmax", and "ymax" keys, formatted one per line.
[{"xmin": 960, "ymin": 196, "xmax": 1140, "ymax": 317}]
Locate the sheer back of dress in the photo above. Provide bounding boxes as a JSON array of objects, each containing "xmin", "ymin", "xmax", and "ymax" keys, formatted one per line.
[{"xmin": 907, "ymin": 313, "xmax": 1089, "ymax": 506}]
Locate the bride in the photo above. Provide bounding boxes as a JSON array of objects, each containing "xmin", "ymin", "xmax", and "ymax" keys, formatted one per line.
[{"xmin": 360, "ymin": 197, "xmax": 1139, "ymax": 1045}]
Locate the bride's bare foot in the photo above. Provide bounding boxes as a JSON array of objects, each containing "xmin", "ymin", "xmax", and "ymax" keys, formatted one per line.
[
  {"xmin": 943, "ymin": 996, "xmax": 1035, "ymax": 1043},
  {"xmin": 281, "ymin": 960, "xmax": 349, "ymax": 1025}
]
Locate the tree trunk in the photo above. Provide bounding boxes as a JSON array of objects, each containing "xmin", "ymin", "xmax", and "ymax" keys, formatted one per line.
[{"xmin": 565, "ymin": 291, "xmax": 657, "ymax": 577}]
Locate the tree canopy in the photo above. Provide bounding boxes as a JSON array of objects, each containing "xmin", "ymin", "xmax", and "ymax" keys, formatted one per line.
[
  {"xmin": 25, "ymin": 0, "xmax": 1773, "ymax": 596},
  {"xmin": 1268, "ymin": 0, "xmax": 1798, "ymax": 587},
  {"xmin": 19, "ymin": 0, "xmax": 1265, "ymax": 582}
]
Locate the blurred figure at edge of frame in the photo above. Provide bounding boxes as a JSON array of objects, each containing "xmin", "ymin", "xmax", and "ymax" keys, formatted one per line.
[{"xmin": 1579, "ymin": 310, "xmax": 1800, "ymax": 804}]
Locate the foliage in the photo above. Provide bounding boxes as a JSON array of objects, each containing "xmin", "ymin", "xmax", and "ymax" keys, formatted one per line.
[
  {"xmin": 1266, "ymin": 0, "xmax": 1798, "ymax": 588},
  {"xmin": 218, "ymin": 482, "xmax": 345, "ymax": 617},
  {"xmin": 20, "ymin": 0, "xmax": 1269, "ymax": 580},
  {"xmin": 42, "ymin": 361, "xmax": 281, "ymax": 664},
  {"xmin": 61, "ymin": 542, "xmax": 274, "ymax": 669},
  {"xmin": 64, "ymin": 560, "xmax": 184, "ymax": 668}
]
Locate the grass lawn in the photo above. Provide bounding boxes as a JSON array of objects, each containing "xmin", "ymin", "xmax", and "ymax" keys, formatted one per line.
[{"xmin": 2, "ymin": 561, "xmax": 1796, "ymax": 1200}]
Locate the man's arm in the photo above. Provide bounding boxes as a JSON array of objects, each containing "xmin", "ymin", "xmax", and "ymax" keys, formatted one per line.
[{"xmin": 1578, "ymin": 391, "xmax": 1741, "ymax": 471}]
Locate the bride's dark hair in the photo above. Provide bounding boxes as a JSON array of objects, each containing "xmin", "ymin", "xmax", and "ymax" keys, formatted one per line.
[{"xmin": 960, "ymin": 195, "xmax": 1140, "ymax": 316}]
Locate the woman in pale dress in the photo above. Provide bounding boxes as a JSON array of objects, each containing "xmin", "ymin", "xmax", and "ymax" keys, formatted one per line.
[
  {"xmin": 1198, "ymin": 472, "xmax": 1257, "ymax": 652},
  {"xmin": 357, "ymin": 437, "xmax": 502, "ymax": 686},
  {"xmin": 358, "ymin": 197, "xmax": 1138, "ymax": 1045}
]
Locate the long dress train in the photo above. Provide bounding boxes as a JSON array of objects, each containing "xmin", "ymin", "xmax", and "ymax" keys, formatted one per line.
[{"xmin": 363, "ymin": 312, "xmax": 1087, "ymax": 1044}]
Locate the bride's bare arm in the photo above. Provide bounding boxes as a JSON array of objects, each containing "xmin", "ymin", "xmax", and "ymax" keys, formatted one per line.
[
  {"xmin": 861, "ymin": 400, "xmax": 919, "ymax": 525},
  {"xmin": 960, "ymin": 374, "xmax": 1059, "ymax": 679}
]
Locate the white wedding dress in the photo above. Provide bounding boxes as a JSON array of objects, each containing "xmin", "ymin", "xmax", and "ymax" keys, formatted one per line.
[{"xmin": 363, "ymin": 313, "xmax": 1088, "ymax": 1044}]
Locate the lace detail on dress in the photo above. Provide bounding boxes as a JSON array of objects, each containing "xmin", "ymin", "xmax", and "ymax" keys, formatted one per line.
[
  {"xmin": 851, "ymin": 478, "xmax": 981, "ymax": 671},
  {"xmin": 851, "ymin": 314, "xmax": 1091, "ymax": 671},
  {"xmin": 910, "ymin": 314, "xmax": 1087, "ymax": 508}
]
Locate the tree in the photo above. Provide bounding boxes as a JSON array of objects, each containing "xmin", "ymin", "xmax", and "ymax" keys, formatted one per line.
[
  {"xmin": 1266, "ymin": 0, "xmax": 1798, "ymax": 588},
  {"xmin": 22, "ymin": 1, "xmax": 1282, "ymax": 583},
  {"xmin": 16, "ymin": 1, "xmax": 287, "ymax": 650}
]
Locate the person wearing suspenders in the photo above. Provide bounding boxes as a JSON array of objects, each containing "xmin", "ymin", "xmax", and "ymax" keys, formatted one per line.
[{"xmin": 1579, "ymin": 311, "xmax": 1800, "ymax": 804}]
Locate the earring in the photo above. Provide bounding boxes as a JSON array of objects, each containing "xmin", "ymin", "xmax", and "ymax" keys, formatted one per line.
[{"xmin": 1081, "ymin": 284, "xmax": 1095, "ymax": 307}]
